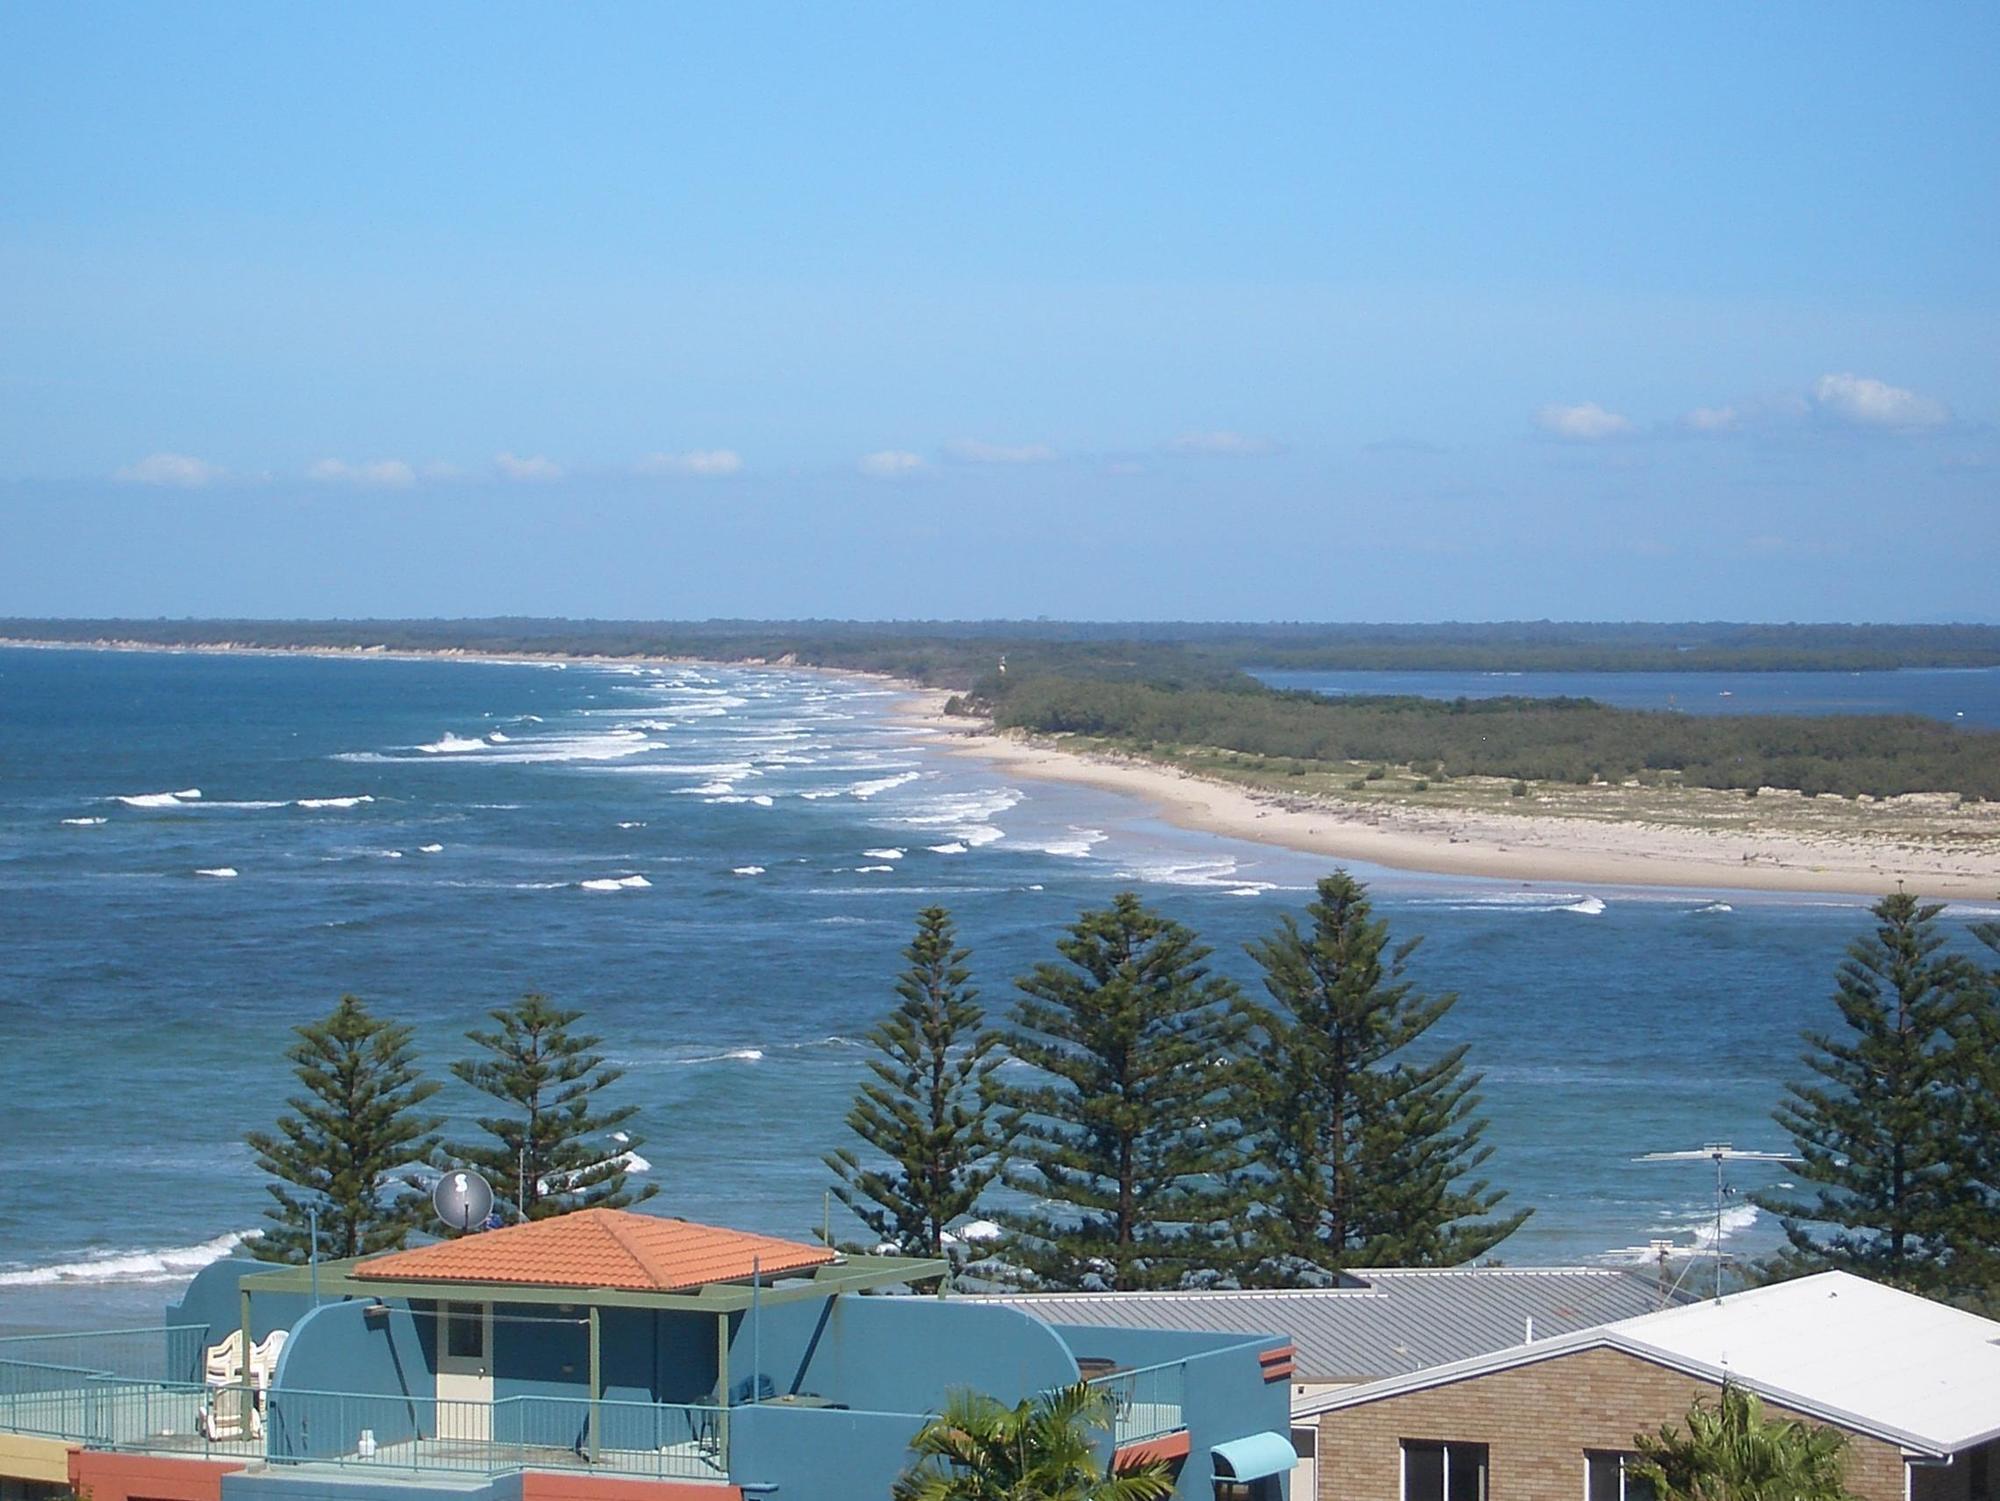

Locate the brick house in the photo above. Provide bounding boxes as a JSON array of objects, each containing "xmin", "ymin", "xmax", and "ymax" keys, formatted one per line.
[{"xmin": 1295, "ymin": 1271, "xmax": 2000, "ymax": 1501}]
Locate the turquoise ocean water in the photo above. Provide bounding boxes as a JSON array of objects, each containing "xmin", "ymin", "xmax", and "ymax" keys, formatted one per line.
[{"xmin": 2, "ymin": 647, "xmax": 1996, "ymax": 1333}]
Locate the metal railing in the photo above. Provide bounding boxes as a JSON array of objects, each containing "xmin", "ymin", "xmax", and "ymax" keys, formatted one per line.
[
  {"xmin": 1084, "ymin": 1359, "xmax": 1187, "ymax": 1447},
  {"xmin": 0, "ymin": 1326, "xmax": 207, "ymax": 1385},
  {"xmin": 264, "ymin": 1388, "xmax": 727, "ymax": 1481},
  {"xmin": 0, "ymin": 1357, "xmax": 728, "ymax": 1484}
]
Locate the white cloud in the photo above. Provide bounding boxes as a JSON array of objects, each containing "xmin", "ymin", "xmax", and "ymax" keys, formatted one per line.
[
  {"xmin": 114, "ymin": 452, "xmax": 225, "ymax": 488},
  {"xmin": 1534, "ymin": 402, "xmax": 1635, "ymax": 441},
  {"xmin": 1682, "ymin": 405, "xmax": 1740, "ymax": 434},
  {"xmin": 944, "ymin": 439, "xmax": 1058, "ymax": 465},
  {"xmin": 1166, "ymin": 430, "xmax": 1273, "ymax": 455},
  {"xmin": 496, "ymin": 452, "xmax": 564, "ymax": 482},
  {"xmin": 307, "ymin": 457, "xmax": 416, "ymax": 489},
  {"xmin": 636, "ymin": 449, "xmax": 744, "ymax": 477},
  {"xmin": 858, "ymin": 449, "xmax": 925, "ymax": 478},
  {"xmin": 1810, "ymin": 372, "xmax": 1950, "ymax": 432}
]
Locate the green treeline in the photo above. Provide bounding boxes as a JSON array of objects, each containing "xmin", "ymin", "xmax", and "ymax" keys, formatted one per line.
[
  {"xmin": 250, "ymin": 883, "xmax": 2000, "ymax": 1308},
  {"xmin": 988, "ymin": 676, "xmax": 2000, "ymax": 799},
  {"xmin": 8, "ymin": 616, "xmax": 2000, "ymax": 680}
]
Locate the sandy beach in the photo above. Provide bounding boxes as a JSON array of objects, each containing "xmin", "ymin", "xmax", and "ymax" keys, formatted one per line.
[
  {"xmin": 900, "ymin": 694, "xmax": 2000, "ymax": 901},
  {"xmin": 11, "ymin": 638, "xmax": 1997, "ymax": 901}
]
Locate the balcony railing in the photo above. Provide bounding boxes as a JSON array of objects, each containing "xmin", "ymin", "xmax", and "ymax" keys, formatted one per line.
[
  {"xmin": 0, "ymin": 1330, "xmax": 730, "ymax": 1484},
  {"xmin": 1084, "ymin": 1359, "xmax": 1186, "ymax": 1447}
]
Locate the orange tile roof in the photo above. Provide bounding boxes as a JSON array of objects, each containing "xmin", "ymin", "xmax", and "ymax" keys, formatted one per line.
[{"xmin": 351, "ymin": 1208, "xmax": 838, "ymax": 1293}]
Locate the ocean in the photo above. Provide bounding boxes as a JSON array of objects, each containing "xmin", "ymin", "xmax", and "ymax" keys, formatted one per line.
[{"xmin": 2, "ymin": 646, "xmax": 1995, "ymax": 1333}]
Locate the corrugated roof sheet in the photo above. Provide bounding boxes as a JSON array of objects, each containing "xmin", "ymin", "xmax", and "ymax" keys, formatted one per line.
[
  {"xmin": 969, "ymin": 1267, "xmax": 1680, "ymax": 1382},
  {"xmin": 351, "ymin": 1208, "xmax": 837, "ymax": 1293}
]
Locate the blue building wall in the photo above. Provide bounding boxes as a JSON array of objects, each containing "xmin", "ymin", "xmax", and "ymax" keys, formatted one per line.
[
  {"xmin": 487, "ymin": 1306, "xmax": 720, "ymax": 1408},
  {"xmin": 729, "ymin": 1295, "xmax": 1079, "ymax": 1414},
  {"xmin": 1165, "ymin": 1336, "xmax": 1292, "ymax": 1498},
  {"xmin": 730, "ymin": 1403, "xmax": 924, "ymax": 1501},
  {"xmin": 168, "ymin": 1257, "xmax": 316, "ymax": 1374},
  {"xmin": 266, "ymin": 1299, "xmax": 434, "ymax": 1461}
]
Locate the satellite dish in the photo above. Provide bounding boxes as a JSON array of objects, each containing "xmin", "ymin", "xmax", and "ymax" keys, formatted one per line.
[{"xmin": 433, "ymin": 1169, "xmax": 496, "ymax": 1233}]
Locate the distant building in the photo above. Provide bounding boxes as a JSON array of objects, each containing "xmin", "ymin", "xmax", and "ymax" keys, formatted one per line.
[
  {"xmin": 1293, "ymin": 1271, "xmax": 2000, "ymax": 1501},
  {"xmin": 0, "ymin": 1210, "xmax": 1292, "ymax": 1501},
  {"xmin": 972, "ymin": 1266, "xmax": 1681, "ymax": 1501}
]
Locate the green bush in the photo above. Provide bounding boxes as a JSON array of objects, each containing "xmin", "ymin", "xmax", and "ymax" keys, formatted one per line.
[
  {"xmin": 1510, "ymin": 780, "xmax": 1528, "ymax": 797},
  {"xmin": 1365, "ymin": 766, "xmax": 1387, "ymax": 781}
]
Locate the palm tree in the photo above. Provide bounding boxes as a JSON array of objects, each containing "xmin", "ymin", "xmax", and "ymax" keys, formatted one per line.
[
  {"xmin": 893, "ymin": 1382, "xmax": 1174, "ymax": 1501},
  {"xmin": 1630, "ymin": 1384, "xmax": 1856, "ymax": 1501}
]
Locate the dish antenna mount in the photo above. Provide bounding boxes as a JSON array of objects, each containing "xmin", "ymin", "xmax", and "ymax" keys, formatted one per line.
[
  {"xmin": 1635, "ymin": 1142, "xmax": 1798, "ymax": 1302},
  {"xmin": 433, "ymin": 1168, "xmax": 496, "ymax": 1234}
]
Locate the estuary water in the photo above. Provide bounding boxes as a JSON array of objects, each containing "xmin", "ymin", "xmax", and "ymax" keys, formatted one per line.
[
  {"xmin": 1253, "ymin": 665, "xmax": 2000, "ymax": 726},
  {"xmin": 2, "ymin": 646, "xmax": 1995, "ymax": 1332}
]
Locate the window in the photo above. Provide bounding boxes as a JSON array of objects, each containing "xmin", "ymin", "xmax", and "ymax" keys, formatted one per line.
[
  {"xmin": 443, "ymin": 1301, "xmax": 487, "ymax": 1362},
  {"xmin": 1403, "ymin": 1441, "xmax": 1489, "ymax": 1501},
  {"xmin": 1586, "ymin": 1452, "xmax": 1655, "ymax": 1501}
]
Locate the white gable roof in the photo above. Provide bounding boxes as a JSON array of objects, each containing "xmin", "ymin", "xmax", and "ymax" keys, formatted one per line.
[{"xmin": 1297, "ymin": 1271, "xmax": 2000, "ymax": 1456}]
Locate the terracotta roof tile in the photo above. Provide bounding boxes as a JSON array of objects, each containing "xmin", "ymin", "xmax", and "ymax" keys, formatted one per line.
[{"xmin": 351, "ymin": 1208, "xmax": 837, "ymax": 1293}]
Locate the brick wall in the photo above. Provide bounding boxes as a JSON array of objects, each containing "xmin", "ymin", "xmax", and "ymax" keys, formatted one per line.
[{"xmin": 1315, "ymin": 1346, "xmax": 1908, "ymax": 1501}]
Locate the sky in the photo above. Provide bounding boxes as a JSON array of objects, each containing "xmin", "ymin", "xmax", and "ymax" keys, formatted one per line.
[{"xmin": 2, "ymin": 4, "xmax": 1995, "ymax": 622}]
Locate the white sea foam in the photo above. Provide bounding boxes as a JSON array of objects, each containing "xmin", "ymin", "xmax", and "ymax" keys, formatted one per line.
[
  {"xmin": 580, "ymin": 874, "xmax": 652, "ymax": 891},
  {"xmin": 487, "ymin": 731, "xmax": 511, "ymax": 743},
  {"xmin": 849, "ymin": 771, "xmax": 924, "ymax": 799},
  {"xmin": 679, "ymin": 781, "xmax": 736, "ymax": 796},
  {"xmin": 732, "ymin": 865, "xmax": 765, "ymax": 876},
  {"xmin": 1691, "ymin": 901, "xmax": 1734, "ymax": 915},
  {"xmin": 929, "ymin": 842, "xmax": 968, "ymax": 855},
  {"xmin": 855, "ymin": 865, "xmax": 896, "ymax": 873},
  {"xmin": 418, "ymin": 733, "xmax": 486, "ymax": 754},
  {"xmin": 115, "ymin": 788, "xmax": 202, "ymax": 808},
  {"xmin": 0, "ymin": 1230, "xmax": 257, "ymax": 1287},
  {"xmin": 380, "ymin": 850, "xmax": 404, "ymax": 859},
  {"xmin": 861, "ymin": 848, "xmax": 905, "ymax": 860},
  {"xmin": 296, "ymin": 795, "xmax": 374, "ymax": 809},
  {"xmin": 194, "ymin": 866, "xmax": 238, "ymax": 878},
  {"xmin": 748, "ymin": 794, "xmax": 774, "ymax": 807},
  {"xmin": 1023, "ymin": 827, "xmax": 1107, "ymax": 858},
  {"xmin": 62, "ymin": 816, "xmax": 108, "ymax": 826},
  {"xmin": 418, "ymin": 843, "xmax": 444, "ymax": 854},
  {"xmin": 1560, "ymin": 896, "xmax": 1607, "ymax": 916},
  {"xmin": 617, "ymin": 820, "xmax": 647, "ymax": 829}
]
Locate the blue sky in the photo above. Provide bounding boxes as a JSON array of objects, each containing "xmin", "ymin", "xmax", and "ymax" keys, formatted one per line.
[{"xmin": 2, "ymin": 4, "xmax": 1994, "ymax": 620}]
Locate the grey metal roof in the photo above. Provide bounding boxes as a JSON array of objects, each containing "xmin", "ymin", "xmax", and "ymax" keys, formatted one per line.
[{"xmin": 964, "ymin": 1268, "xmax": 1686, "ymax": 1384}]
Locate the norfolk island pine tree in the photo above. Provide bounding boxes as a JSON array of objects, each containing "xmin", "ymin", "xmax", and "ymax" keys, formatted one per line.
[
  {"xmin": 825, "ymin": 905, "xmax": 1010, "ymax": 1257},
  {"xmin": 247, "ymin": 995, "xmax": 442, "ymax": 1261},
  {"xmin": 447, "ymin": 993, "xmax": 655, "ymax": 1220}
]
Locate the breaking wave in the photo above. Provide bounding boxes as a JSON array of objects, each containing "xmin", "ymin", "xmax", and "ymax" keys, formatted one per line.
[{"xmin": 0, "ymin": 1231, "xmax": 257, "ymax": 1287}]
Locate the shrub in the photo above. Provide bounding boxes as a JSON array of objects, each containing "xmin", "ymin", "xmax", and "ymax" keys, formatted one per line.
[
  {"xmin": 1510, "ymin": 780, "xmax": 1528, "ymax": 797},
  {"xmin": 1365, "ymin": 766, "xmax": 1387, "ymax": 782}
]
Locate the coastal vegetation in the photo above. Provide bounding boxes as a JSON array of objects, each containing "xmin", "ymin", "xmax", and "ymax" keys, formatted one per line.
[
  {"xmin": 8, "ymin": 616, "xmax": 2000, "ymax": 680},
  {"xmin": 245, "ymin": 996, "xmax": 441, "ymax": 1262},
  {"xmin": 986, "ymin": 676, "xmax": 2000, "ymax": 801},
  {"xmin": 824, "ymin": 907, "xmax": 1010, "ymax": 1259},
  {"xmin": 447, "ymin": 994, "xmax": 655, "ymax": 1219}
]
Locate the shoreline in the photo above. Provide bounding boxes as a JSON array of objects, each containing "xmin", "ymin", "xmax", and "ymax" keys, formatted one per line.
[
  {"xmin": 904, "ymin": 704, "xmax": 2000, "ymax": 903},
  {"xmin": 12, "ymin": 636, "xmax": 1997, "ymax": 902}
]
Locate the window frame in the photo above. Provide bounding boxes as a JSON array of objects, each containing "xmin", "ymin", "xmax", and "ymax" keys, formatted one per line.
[{"xmin": 1401, "ymin": 1439, "xmax": 1489, "ymax": 1501}]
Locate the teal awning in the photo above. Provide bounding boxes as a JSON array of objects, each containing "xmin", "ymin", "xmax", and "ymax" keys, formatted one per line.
[{"xmin": 1213, "ymin": 1431, "xmax": 1298, "ymax": 1481}]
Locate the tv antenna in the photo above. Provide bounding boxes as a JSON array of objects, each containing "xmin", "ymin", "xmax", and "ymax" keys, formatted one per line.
[
  {"xmin": 1635, "ymin": 1143, "xmax": 1798, "ymax": 1302},
  {"xmin": 433, "ymin": 1168, "xmax": 496, "ymax": 1234}
]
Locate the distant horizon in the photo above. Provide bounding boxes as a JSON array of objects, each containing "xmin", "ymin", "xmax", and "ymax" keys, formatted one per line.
[{"xmin": 7, "ymin": 614, "xmax": 2000, "ymax": 630}]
